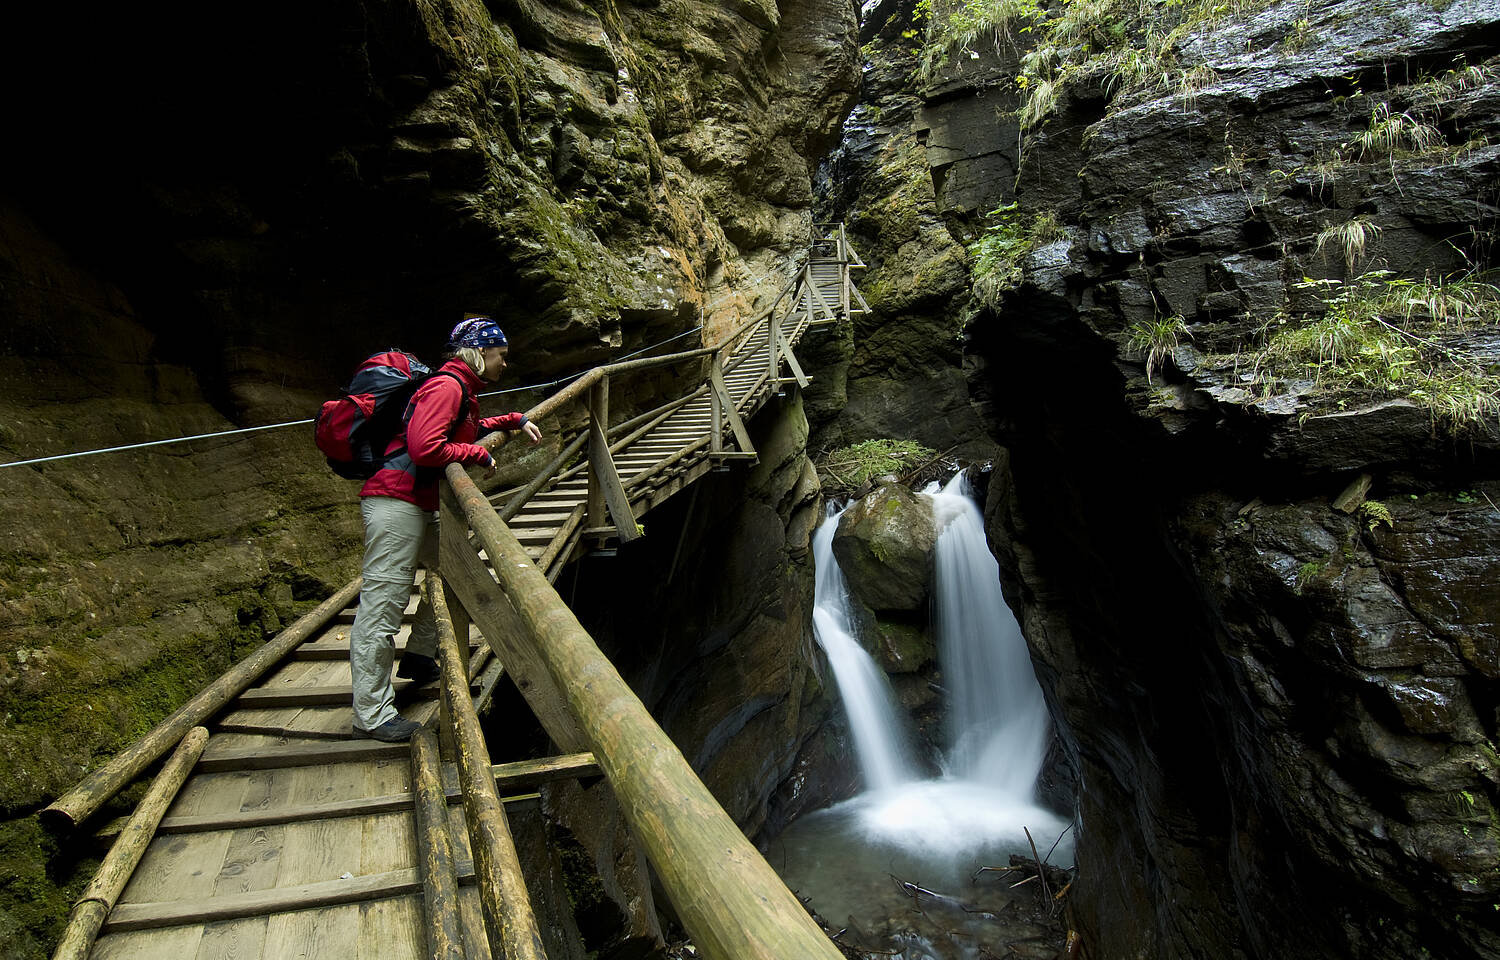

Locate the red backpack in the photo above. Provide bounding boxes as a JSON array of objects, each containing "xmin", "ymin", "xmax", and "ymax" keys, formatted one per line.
[{"xmin": 314, "ymin": 350, "xmax": 434, "ymax": 479}]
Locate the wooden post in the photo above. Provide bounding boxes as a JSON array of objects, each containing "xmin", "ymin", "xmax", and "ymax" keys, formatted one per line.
[
  {"xmin": 410, "ymin": 730, "xmax": 465, "ymax": 960},
  {"xmin": 438, "ymin": 495, "xmax": 587, "ymax": 753},
  {"xmin": 43, "ymin": 580, "xmax": 361, "ymax": 831},
  {"xmin": 442, "ymin": 465, "xmax": 844, "ymax": 960},
  {"xmin": 768, "ymin": 312, "xmax": 780, "ymax": 385},
  {"xmin": 709, "ymin": 353, "xmax": 725, "ymax": 454},
  {"xmin": 587, "ymin": 377, "xmax": 608, "ymax": 537},
  {"xmin": 427, "ymin": 577, "xmax": 547, "ymax": 960},
  {"xmin": 51, "ymin": 727, "xmax": 210, "ymax": 960},
  {"xmin": 583, "ymin": 377, "xmax": 640, "ymax": 544}
]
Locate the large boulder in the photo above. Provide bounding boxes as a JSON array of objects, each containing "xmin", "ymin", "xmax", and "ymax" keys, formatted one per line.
[{"xmin": 832, "ymin": 483, "xmax": 936, "ymax": 613}]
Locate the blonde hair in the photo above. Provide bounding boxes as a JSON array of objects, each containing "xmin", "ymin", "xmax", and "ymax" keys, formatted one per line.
[{"xmin": 453, "ymin": 346, "xmax": 486, "ymax": 377}]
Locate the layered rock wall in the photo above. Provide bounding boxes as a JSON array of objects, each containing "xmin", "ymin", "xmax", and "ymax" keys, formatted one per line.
[
  {"xmin": 809, "ymin": 0, "xmax": 1500, "ymax": 957},
  {"xmin": 906, "ymin": 0, "xmax": 1500, "ymax": 957}
]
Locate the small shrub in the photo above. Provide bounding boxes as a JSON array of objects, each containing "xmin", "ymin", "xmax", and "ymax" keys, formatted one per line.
[
  {"xmin": 1126, "ymin": 314, "xmax": 1191, "ymax": 383},
  {"xmin": 1350, "ymin": 103, "xmax": 1443, "ymax": 161},
  {"xmin": 1315, "ymin": 216, "xmax": 1383, "ymax": 275},
  {"xmin": 817, "ymin": 439, "xmax": 938, "ymax": 493}
]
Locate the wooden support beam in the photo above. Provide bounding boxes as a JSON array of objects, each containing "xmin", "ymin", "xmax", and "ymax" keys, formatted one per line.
[
  {"xmin": 587, "ymin": 383, "xmax": 641, "ymax": 544},
  {"xmin": 439, "ymin": 496, "xmax": 587, "ymax": 753},
  {"xmin": 443, "ymin": 465, "xmax": 845, "ymax": 960},
  {"xmin": 51, "ymin": 727, "xmax": 209, "ymax": 960},
  {"xmin": 774, "ymin": 326, "xmax": 810, "ymax": 389},
  {"xmin": 709, "ymin": 354, "xmax": 754, "ymax": 456},
  {"xmin": 43, "ymin": 581, "xmax": 361, "ymax": 831},
  {"xmin": 429, "ymin": 577, "xmax": 548, "ymax": 960},
  {"xmin": 411, "ymin": 730, "xmax": 465, "ymax": 960}
]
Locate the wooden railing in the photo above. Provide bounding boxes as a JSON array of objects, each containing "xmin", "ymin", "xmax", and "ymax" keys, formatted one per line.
[{"xmin": 437, "ymin": 464, "xmax": 844, "ymax": 960}]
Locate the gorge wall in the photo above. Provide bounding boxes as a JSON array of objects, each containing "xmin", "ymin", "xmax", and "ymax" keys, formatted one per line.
[
  {"xmin": 0, "ymin": 1, "xmax": 856, "ymax": 954},
  {"xmin": 810, "ymin": 0, "xmax": 1500, "ymax": 957}
]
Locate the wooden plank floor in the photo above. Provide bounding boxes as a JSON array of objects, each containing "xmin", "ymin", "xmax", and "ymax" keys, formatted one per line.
[{"xmin": 88, "ymin": 580, "xmax": 488, "ymax": 960}]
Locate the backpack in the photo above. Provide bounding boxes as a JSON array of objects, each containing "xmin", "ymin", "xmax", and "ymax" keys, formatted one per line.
[{"xmin": 314, "ymin": 349, "xmax": 468, "ymax": 480}]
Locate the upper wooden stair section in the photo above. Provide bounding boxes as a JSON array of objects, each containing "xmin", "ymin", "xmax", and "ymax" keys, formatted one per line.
[{"xmin": 490, "ymin": 225, "xmax": 866, "ymax": 580}]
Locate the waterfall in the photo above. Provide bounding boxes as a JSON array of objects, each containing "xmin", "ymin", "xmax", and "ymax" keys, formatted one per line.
[
  {"xmin": 803, "ymin": 475, "xmax": 1072, "ymax": 863},
  {"xmin": 929, "ymin": 472, "xmax": 1050, "ymax": 795},
  {"xmin": 811, "ymin": 501, "xmax": 915, "ymax": 790}
]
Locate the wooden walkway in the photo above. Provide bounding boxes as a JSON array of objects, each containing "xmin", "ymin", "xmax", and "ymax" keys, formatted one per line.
[
  {"xmin": 48, "ymin": 230, "xmax": 866, "ymax": 960},
  {"xmin": 84, "ymin": 584, "xmax": 596, "ymax": 960}
]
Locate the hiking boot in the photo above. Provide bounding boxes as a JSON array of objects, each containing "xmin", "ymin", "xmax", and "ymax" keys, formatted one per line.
[
  {"xmin": 352, "ymin": 715, "xmax": 421, "ymax": 742},
  {"xmin": 396, "ymin": 652, "xmax": 441, "ymax": 685}
]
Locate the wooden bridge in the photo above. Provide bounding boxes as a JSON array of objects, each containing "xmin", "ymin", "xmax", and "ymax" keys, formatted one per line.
[{"xmin": 43, "ymin": 228, "xmax": 866, "ymax": 960}]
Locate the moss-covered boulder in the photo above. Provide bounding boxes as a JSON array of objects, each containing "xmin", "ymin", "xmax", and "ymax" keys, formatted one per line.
[{"xmin": 831, "ymin": 483, "xmax": 936, "ymax": 613}]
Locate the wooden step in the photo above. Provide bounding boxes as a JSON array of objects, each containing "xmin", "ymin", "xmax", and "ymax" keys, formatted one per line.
[
  {"xmin": 507, "ymin": 511, "xmax": 576, "ymax": 528},
  {"xmin": 291, "ymin": 641, "xmax": 480, "ymax": 662},
  {"xmin": 197, "ymin": 737, "xmax": 407, "ymax": 772},
  {"xmin": 232, "ymin": 681, "xmax": 449, "ymax": 709}
]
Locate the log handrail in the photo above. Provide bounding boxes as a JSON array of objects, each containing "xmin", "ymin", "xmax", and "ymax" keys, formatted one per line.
[
  {"xmin": 441, "ymin": 463, "xmax": 843, "ymax": 960},
  {"xmin": 42, "ymin": 581, "xmax": 363, "ymax": 831},
  {"xmin": 428, "ymin": 575, "xmax": 547, "ymax": 960},
  {"xmin": 50, "ymin": 728, "xmax": 210, "ymax": 960}
]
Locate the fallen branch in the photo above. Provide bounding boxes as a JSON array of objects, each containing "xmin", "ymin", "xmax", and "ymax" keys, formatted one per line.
[{"xmin": 1025, "ymin": 827, "xmax": 1052, "ymax": 902}]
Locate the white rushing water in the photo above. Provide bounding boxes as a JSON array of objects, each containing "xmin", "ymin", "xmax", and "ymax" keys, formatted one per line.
[
  {"xmin": 802, "ymin": 474, "xmax": 1072, "ymax": 867},
  {"xmin": 811, "ymin": 501, "xmax": 915, "ymax": 791},
  {"xmin": 929, "ymin": 472, "xmax": 1051, "ymax": 795}
]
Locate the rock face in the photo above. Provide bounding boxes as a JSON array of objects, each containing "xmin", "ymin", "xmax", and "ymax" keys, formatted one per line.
[
  {"xmin": 0, "ymin": 1, "xmax": 858, "ymax": 954},
  {"xmin": 881, "ymin": 0, "xmax": 1500, "ymax": 957},
  {"xmin": 803, "ymin": 0, "xmax": 995, "ymax": 461}
]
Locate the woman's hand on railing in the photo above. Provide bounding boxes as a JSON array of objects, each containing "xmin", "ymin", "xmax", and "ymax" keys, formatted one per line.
[{"xmin": 519, "ymin": 421, "xmax": 543, "ymax": 445}]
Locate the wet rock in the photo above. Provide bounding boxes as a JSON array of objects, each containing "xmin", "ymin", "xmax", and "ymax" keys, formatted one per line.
[{"xmin": 832, "ymin": 483, "xmax": 936, "ymax": 614}]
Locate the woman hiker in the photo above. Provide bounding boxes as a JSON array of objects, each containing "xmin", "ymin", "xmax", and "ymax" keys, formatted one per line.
[{"xmin": 350, "ymin": 317, "xmax": 543, "ymax": 742}]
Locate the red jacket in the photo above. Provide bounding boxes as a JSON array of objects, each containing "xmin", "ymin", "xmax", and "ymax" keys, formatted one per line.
[{"xmin": 359, "ymin": 359, "xmax": 527, "ymax": 510}]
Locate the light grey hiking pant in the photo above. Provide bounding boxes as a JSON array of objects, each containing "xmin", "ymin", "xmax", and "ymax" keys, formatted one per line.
[{"xmin": 350, "ymin": 496, "xmax": 439, "ymax": 731}]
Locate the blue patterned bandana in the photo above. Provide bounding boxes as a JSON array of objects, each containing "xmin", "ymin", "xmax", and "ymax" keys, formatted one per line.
[{"xmin": 447, "ymin": 317, "xmax": 508, "ymax": 350}]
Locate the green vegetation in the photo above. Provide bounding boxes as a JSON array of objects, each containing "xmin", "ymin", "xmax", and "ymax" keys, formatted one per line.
[
  {"xmin": 967, "ymin": 202, "xmax": 1062, "ymax": 301},
  {"xmin": 1126, "ymin": 314, "xmax": 1191, "ymax": 383},
  {"xmin": 1228, "ymin": 271, "xmax": 1500, "ymax": 435},
  {"xmin": 816, "ymin": 439, "xmax": 937, "ymax": 493},
  {"xmin": 923, "ymin": 0, "xmax": 1272, "ymax": 139},
  {"xmin": 1357, "ymin": 499, "xmax": 1395, "ymax": 531},
  {"xmin": 1314, "ymin": 216, "xmax": 1382, "ymax": 276},
  {"xmin": 1294, "ymin": 558, "xmax": 1326, "ymax": 594}
]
